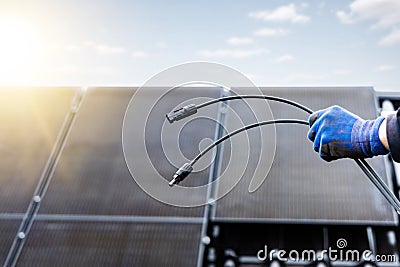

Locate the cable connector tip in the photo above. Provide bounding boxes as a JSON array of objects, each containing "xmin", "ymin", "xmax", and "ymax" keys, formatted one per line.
[
  {"xmin": 166, "ymin": 104, "xmax": 197, "ymax": 123},
  {"xmin": 168, "ymin": 177, "xmax": 179, "ymax": 187},
  {"xmin": 168, "ymin": 163, "xmax": 193, "ymax": 187}
]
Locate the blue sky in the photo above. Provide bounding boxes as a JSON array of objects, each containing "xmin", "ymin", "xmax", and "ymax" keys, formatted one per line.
[{"xmin": 0, "ymin": 0, "xmax": 399, "ymax": 90}]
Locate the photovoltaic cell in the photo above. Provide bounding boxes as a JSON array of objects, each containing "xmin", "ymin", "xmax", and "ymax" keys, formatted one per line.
[
  {"xmin": 0, "ymin": 219, "xmax": 21, "ymax": 264},
  {"xmin": 214, "ymin": 87, "xmax": 396, "ymax": 224},
  {"xmin": 17, "ymin": 221, "xmax": 202, "ymax": 266}
]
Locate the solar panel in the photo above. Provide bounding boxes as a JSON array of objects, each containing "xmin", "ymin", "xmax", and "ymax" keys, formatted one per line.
[
  {"xmin": 214, "ymin": 87, "xmax": 396, "ymax": 224},
  {"xmin": 10, "ymin": 87, "xmax": 223, "ymax": 266},
  {"xmin": 0, "ymin": 219, "xmax": 21, "ymax": 264},
  {"xmin": 0, "ymin": 87, "xmax": 79, "ymax": 264},
  {"xmin": 0, "ymin": 87, "xmax": 79, "ymax": 213},
  {"xmin": 3, "ymin": 86, "xmax": 398, "ymax": 267},
  {"xmin": 37, "ymin": 87, "xmax": 221, "ymax": 216},
  {"xmin": 18, "ymin": 220, "xmax": 202, "ymax": 266}
]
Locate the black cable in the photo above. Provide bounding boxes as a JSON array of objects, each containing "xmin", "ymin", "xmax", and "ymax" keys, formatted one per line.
[
  {"xmin": 170, "ymin": 95, "xmax": 312, "ymax": 166},
  {"xmin": 190, "ymin": 119, "xmax": 308, "ymax": 165},
  {"xmin": 358, "ymin": 158, "xmax": 400, "ymax": 213},
  {"xmin": 165, "ymin": 94, "xmax": 313, "ymax": 123},
  {"xmin": 168, "ymin": 94, "xmax": 400, "ymax": 216},
  {"xmin": 197, "ymin": 95, "xmax": 313, "ymax": 114},
  {"xmin": 169, "ymin": 119, "xmax": 308, "ymax": 186}
]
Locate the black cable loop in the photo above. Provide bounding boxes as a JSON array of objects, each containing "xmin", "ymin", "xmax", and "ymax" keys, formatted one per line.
[
  {"xmin": 168, "ymin": 94, "xmax": 400, "ymax": 214},
  {"xmin": 190, "ymin": 119, "xmax": 309, "ymax": 165}
]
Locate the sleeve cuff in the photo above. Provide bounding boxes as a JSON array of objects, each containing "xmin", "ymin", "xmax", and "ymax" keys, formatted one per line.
[{"xmin": 386, "ymin": 109, "xmax": 400, "ymax": 163}]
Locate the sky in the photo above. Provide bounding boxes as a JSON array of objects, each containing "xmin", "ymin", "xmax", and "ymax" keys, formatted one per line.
[{"xmin": 0, "ymin": 0, "xmax": 399, "ymax": 91}]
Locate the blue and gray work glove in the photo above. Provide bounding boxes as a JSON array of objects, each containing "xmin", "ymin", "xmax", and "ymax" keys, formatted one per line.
[{"xmin": 307, "ymin": 105, "xmax": 388, "ymax": 162}]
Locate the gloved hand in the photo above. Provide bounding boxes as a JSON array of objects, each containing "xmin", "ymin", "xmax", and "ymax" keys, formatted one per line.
[{"xmin": 307, "ymin": 105, "xmax": 388, "ymax": 161}]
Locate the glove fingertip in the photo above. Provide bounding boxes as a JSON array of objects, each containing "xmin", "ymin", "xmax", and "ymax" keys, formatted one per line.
[
  {"xmin": 308, "ymin": 112, "xmax": 319, "ymax": 127},
  {"xmin": 320, "ymin": 143, "xmax": 336, "ymax": 162},
  {"xmin": 308, "ymin": 130, "xmax": 316, "ymax": 141}
]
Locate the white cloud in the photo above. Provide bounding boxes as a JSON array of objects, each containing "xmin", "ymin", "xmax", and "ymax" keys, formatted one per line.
[
  {"xmin": 337, "ymin": 1, "xmax": 400, "ymax": 46},
  {"xmin": 199, "ymin": 48, "xmax": 266, "ymax": 58},
  {"xmin": 336, "ymin": 11, "xmax": 354, "ymax": 24},
  {"xmin": 249, "ymin": 4, "xmax": 310, "ymax": 24},
  {"xmin": 337, "ymin": 0, "xmax": 400, "ymax": 28},
  {"xmin": 85, "ymin": 41, "xmax": 125, "ymax": 54},
  {"xmin": 379, "ymin": 29, "xmax": 400, "ymax": 46},
  {"xmin": 226, "ymin": 37, "xmax": 254, "ymax": 45},
  {"xmin": 254, "ymin": 28, "xmax": 288, "ymax": 37},
  {"xmin": 374, "ymin": 65, "xmax": 397, "ymax": 72},
  {"xmin": 131, "ymin": 51, "xmax": 148, "ymax": 58},
  {"xmin": 276, "ymin": 54, "xmax": 295, "ymax": 62}
]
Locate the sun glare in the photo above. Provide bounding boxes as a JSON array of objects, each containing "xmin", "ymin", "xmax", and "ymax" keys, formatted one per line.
[{"xmin": 0, "ymin": 16, "xmax": 42, "ymax": 84}]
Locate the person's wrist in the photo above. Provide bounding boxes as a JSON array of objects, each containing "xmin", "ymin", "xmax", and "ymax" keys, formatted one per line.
[
  {"xmin": 378, "ymin": 117, "xmax": 389, "ymax": 151},
  {"xmin": 356, "ymin": 116, "xmax": 388, "ymax": 157}
]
